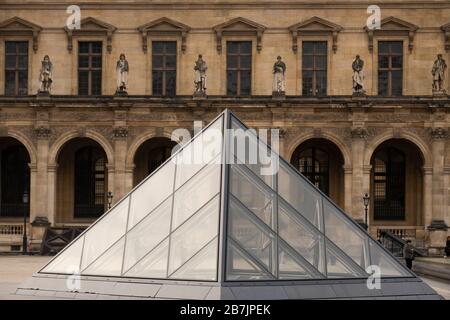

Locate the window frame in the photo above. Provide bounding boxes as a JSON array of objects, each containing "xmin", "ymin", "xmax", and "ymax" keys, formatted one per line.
[
  {"xmin": 377, "ymin": 41, "xmax": 403, "ymax": 97},
  {"xmin": 301, "ymin": 41, "xmax": 328, "ymax": 96},
  {"xmin": 4, "ymin": 41, "xmax": 29, "ymax": 96},
  {"xmin": 226, "ymin": 41, "xmax": 252, "ymax": 97},
  {"xmin": 77, "ymin": 41, "xmax": 103, "ymax": 96},
  {"xmin": 151, "ymin": 41, "xmax": 177, "ymax": 97}
]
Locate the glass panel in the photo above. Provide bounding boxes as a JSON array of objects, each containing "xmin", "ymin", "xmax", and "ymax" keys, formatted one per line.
[
  {"xmin": 316, "ymin": 56, "xmax": 327, "ymax": 70},
  {"xmin": 18, "ymin": 71, "xmax": 27, "ymax": 95},
  {"xmin": 391, "ymin": 55, "xmax": 403, "ymax": 68},
  {"xmin": 165, "ymin": 41, "xmax": 176, "ymax": 53},
  {"xmin": 278, "ymin": 200, "xmax": 325, "ymax": 275},
  {"xmin": 391, "ymin": 70, "xmax": 403, "ymax": 96},
  {"xmin": 227, "ymin": 42, "xmax": 239, "ymax": 54},
  {"xmin": 302, "ymin": 71, "xmax": 313, "ymax": 96},
  {"xmin": 369, "ymin": 239, "xmax": 410, "ymax": 277},
  {"xmin": 378, "ymin": 71, "xmax": 388, "ymax": 96},
  {"xmin": 316, "ymin": 71, "xmax": 327, "ymax": 96},
  {"xmin": 390, "ymin": 41, "xmax": 403, "ymax": 54},
  {"xmin": 168, "ymin": 196, "xmax": 220, "ymax": 275},
  {"xmin": 239, "ymin": 41, "xmax": 252, "ymax": 54},
  {"xmin": 41, "ymin": 236, "xmax": 84, "ymax": 274},
  {"xmin": 378, "ymin": 41, "xmax": 389, "ymax": 54},
  {"xmin": 228, "ymin": 197, "xmax": 276, "ymax": 275},
  {"xmin": 80, "ymin": 197, "xmax": 129, "ymax": 270},
  {"xmin": 5, "ymin": 42, "xmax": 16, "ymax": 54},
  {"xmin": 378, "ymin": 55, "xmax": 389, "ymax": 69},
  {"xmin": 326, "ymin": 243, "xmax": 361, "ymax": 278},
  {"xmin": 78, "ymin": 71, "xmax": 89, "ymax": 95},
  {"xmin": 323, "ymin": 199, "xmax": 369, "ymax": 269},
  {"xmin": 170, "ymin": 237, "xmax": 218, "ymax": 281},
  {"xmin": 91, "ymin": 71, "xmax": 102, "ymax": 95},
  {"xmin": 227, "ymin": 71, "xmax": 237, "ymax": 96},
  {"xmin": 123, "ymin": 197, "xmax": 172, "ymax": 273},
  {"xmin": 91, "ymin": 56, "xmax": 102, "ymax": 68},
  {"xmin": 5, "ymin": 55, "xmax": 16, "ymax": 69},
  {"xmin": 315, "ymin": 42, "xmax": 327, "ymax": 54},
  {"xmin": 227, "ymin": 55, "xmax": 238, "ymax": 69},
  {"xmin": 172, "ymin": 163, "xmax": 220, "ymax": 229},
  {"xmin": 278, "ymin": 162, "xmax": 323, "ymax": 229},
  {"xmin": 174, "ymin": 116, "xmax": 222, "ymax": 189},
  {"xmin": 82, "ymin": 237, "xmax": 125, "ymax": 276},
  {"xmin": 240, "ymin": 55, "xmax": 251, "ymax": 69},
  {"xmin": 152, "ymin": 71, "xmax": 163, "ymax": 95},
  {"xmin": 152, "ymin": 55, "xmax": 163, "ymax": 69},
  {"xmin": 128, "ymin": 159, "xmax": 174, "ymax": 229},
  {"xmin": 78, "ymin": 55, "xmax": 89, "ymax": 68},
  {"xmin": 78, "ymin": 42, "xmax": 90, "ymax": 53},
  {"xmin": 124, "ymin": 238, "xmax": 169, "ymax": 279},
  {"xmin": 166, "ymin": 55, "xmax": 176, "ymax": 69},
  {"xmin": 302, "ymin": 55, "xmax": 313, "ymax": 69},
  {"xmin": 302, "ymin": 42, "xmax": 314, "ymax": 54},
  {"xmin": 165, "ymin": 71, "xmax": 176, "ymax": 96},
  {"xmin": 278, "ymin": 242, "xmax": 311, "ymax": 279},
  {"xmin": 152, "ymin": 42, "xmax": 164, "ymax": 54},
  {"xmin": 226, "ymin": 241, "xmax": 273, "ymax": 281},
  {"xmin": 230, "ymin": 165, "xmax": 275, "ymax": 229},
  {"xmin": 240, "ymin": 70, "xmax": 251, "ymax": 96},
  {"xmin": 4, "ymin": 71, "xmax": 15, "ymax": 96},
  {"xmin": 91, "ymin": 42, "xmax": 102, "ymax": 54}
]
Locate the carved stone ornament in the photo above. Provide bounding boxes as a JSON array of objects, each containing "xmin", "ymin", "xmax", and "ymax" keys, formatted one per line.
[
  {"xmin": 34, "ymin": 126, "xmax": 51, "ymax": 138},
  {"xmin": 351, "ymin": 127, "xmax": 369, "ymax": 139},
  {"xmin": 113, "ymin": 126, "xmax": 128, "ymax": 138},
  {"xmin": 430, "ymin": 127, "xmax": 448, "ymax": 140}
]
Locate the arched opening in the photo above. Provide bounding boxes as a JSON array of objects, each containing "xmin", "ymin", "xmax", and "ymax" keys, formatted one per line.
[
  {"xmin": 290, "ymin": 138, "xmax": 345, "ymax": 207},
  {"xmin": 56, "ymin": 138, "xmax": 107, "ymax": 223},
  {"xmin": 370, "ymin": 139, "xmax": 424, "ymax": 226},
  {"xmin": 133, "ymin": 137, "xmax": 177, "ymax": 187},
  {"xmin": 0, "ymin": 137, "xmax": 30, "ymax": 219}
]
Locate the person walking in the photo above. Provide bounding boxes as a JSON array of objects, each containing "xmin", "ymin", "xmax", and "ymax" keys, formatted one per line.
[{"xmin": 403, "ymin": 240, "xmax": 414, "ymax": 270}]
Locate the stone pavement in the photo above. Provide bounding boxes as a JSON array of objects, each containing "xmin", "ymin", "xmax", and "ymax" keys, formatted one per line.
[{"xmin": 1, "ymin": 255, "xmax": 449, "ymax": 300}]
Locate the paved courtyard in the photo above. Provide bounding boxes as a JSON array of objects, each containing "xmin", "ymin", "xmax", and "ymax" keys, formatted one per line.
[{"xmin": 0, "ymin": 255, "xmax": 449, "ymax": 300}]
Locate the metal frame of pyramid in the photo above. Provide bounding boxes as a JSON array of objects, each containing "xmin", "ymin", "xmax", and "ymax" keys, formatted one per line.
[{"xmin": 16, "ymin": 110, "xmax": 441, "ymax": 299}]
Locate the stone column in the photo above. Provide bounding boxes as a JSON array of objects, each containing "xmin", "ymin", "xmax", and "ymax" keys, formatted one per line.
[
  {"xmin": 430, "ymin": 128, "xmax": 447, "ymax": 222},
  {"xmin": 33, "ymin": 127, "xmax": 51, "ymax": 220},
  {"xmin": 423, "ymin": 166, "xmax": 433, "ymax": 227},
  {"xmin": 112, "ymin": 127, "xmax": 128, "ymax": 202},
  {"xmin": 343, "ymin": 166, "xmax": 353, "ymax": 214},
  {"xmin": 350, "ymin": 127, "xmax": 368, "ymax": 221},
  {"xmin": 125, "ymin": 164, "xmax": 135, "ymax": 193},
  {"xmin": 47, "ymin": 164, "xmax": 58, "ymax": 225}
]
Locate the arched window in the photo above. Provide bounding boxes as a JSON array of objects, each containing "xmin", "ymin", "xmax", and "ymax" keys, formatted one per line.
[
  {"xmin": 148, "ymin": 145, "xmax": 174, "ymax": 174},
  {"xmin": 0, "ymin": 145, "xmax": 30, "ymax": 217},
  {"xmin": 373, "ymin": 147, "xmax": 405, "ymax": 220},
  {"xmin": 74, "ymin": 146, "xmax": 106, "ymax": 218},
  {"xmin": 293, "ymin": 147, "xmax": 329, "ymax": 195}
]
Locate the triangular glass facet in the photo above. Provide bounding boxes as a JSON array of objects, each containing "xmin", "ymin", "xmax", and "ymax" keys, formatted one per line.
[{"xmin": 40, "ymin": 110, "xmax": 412, "ymax": 285}]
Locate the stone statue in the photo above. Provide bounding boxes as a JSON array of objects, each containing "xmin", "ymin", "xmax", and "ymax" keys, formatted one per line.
[
  {"xmin": 116, "ymin": 53, "xmax": 129, "ymax": 94},
  {"xmin": 194, "ymin": 54, "xmax": 207, "ymax": 96},
  {"xmin": 432, "ymin": 54, "xmax": 447, "ymax": 94},
  {"xmin": 38, "ymin": 55, "xmax": 52, "ymax": 94},
  {"xmin": 352, "ymin": 55, "xmax": 365, "ymax": 95},
  {"xmin": 272, "ymin": 56, "xmax": 286, "ymax": 95}
]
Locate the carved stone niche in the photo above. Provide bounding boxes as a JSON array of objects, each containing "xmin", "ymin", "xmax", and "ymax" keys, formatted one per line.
[
  {"xmin": 0, "ymin": 17, "xmax": 42, "ymax": 53},
  {"xmin": 442, "ymin": 23, "xmax": 450, "ymax": 52},
  {"xmin": 213, "ymin": 17, "xmax": 266, "ymax": 54},
  {"xmin": 288, "ymin": 16, "xmax": 343, "ymax": 54},
  {"xmin": 64, "ymin": 17, "xmax": 117, "ymax": 53},
  {"xmin": 364, "ymin": 16, "xmax": 418, "ymax": 53},
  {"xmin": 137, "ymin": 17, "xmax": 191, "ymax": 54}
]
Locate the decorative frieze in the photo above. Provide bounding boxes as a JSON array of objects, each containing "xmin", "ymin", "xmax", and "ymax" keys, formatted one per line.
[
  {"xmin": 113, "ymin": 126, "xmax": 129, "ymax": 138},
  {"xmin": 350, "ymin": 127, "xmax": 369, "ymax": 140},
  {"xmin": 430, "ymin": 127, "xmax": 448, "ymax": 140},
  {"xmin": 34, "ymin": 126, "xmax": 51, "ymax": 138}
]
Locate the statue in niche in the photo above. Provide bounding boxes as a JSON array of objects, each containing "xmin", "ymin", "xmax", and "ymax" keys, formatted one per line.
[
  {"xmin": 352, "ymin": 55, "xmax": 365, "ymax": 95},
  {"xmin": 432, "ymin": 54, "xmax": 447, "ymax": 94},
  {"xmin": 116, "ymin": 53, "xmax": 129, "ymax": 95},
  {"xmin": 38, "ymin": 55, "xmax": 53, "ymax": 94},
  {"xmin": 272, "ymin": 56, "xmax": 286, "ymax": 96},
  {"xmin": 194, "ymin": 54, "xmax": 207, "ymax": 96}
]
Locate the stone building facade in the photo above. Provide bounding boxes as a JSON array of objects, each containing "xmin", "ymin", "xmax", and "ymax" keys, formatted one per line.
[{"xmin": 0, "ymin": 0, "xmax": 449, "ymax": 253}]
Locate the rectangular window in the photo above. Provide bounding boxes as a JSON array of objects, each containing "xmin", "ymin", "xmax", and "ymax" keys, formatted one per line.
[
  {"xmin": 302, "ymin": 41, "xmax": 327, "ymax": 96},
  {"xmin": 5, "ymin": 41, "xmax": 28, "ymax": 96},
  {"xmin": 378, "ymin": 41, "xmax": 403, "ymax": 96},
  {"xmin": 227, "ymin": 41, "xmax": 252, "ymax": 96},
  {"xmin": 152, "ymin": 41, "xmax": 177, "ymax": 96},
  {"xmin": 78, "ymin": 41, "xmax": 102, "ymax": 95}
]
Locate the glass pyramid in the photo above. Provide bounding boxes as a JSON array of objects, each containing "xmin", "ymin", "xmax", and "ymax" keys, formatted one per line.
[{"xmin": 39, "ymin": 110, "xmax": 412, "ymax": 282}]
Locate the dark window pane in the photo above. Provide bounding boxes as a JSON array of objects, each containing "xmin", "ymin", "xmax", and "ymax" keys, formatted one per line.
[
  {"xmin": 5, "ymin": 71, "xmax": 15, "ymax": 96},
  {"xmin": 78, "ymin": 55, "xmax": 89, "ymax": 68},
  {"xmin": 18, "ymin": 71, "xmax": 28, "ymax": 95},
  {"xmin": 239, "ymin": 41, "xmax": 252, "ymax": 54},
  {"xmin": 91, "ymin": 70, "xmax": 102, "ymax": 95},
  {"xmin": 165, "ymin": 42, "xmax": 176, "ymax": 54},
  {"xmin": 240, "ymin": 70, "xmax": 251, "ymax": 96},
  {"xmin": 378, "ymin": 42, "xmax": 389, "ymax": 54},
  {"xmin": 91, "ymin": 56, "xmax": 102, "ymax": 68},
  {"xmin": 391, "ymin": 70, "xmax": 403, "ymax": 96},
  {"xmin": 390, "ymin": 41, "xmax": 403, "ymax": 54},
  {"xmin": 78, "ymin": 71, "xmax": 89, "ymax": 95},
  {"xmin": 240, "ymin": 55, "xmax": 251, "ymax": 69},
  {"xmin": 379, "ymin": 56, "xmax": 389, "ymax": 69},
  {"xmin": 316, "ymin": 71, "xmax": 327, "ymax": 96},
  {"xmin": 79, "ymin": 42, "xmax": 90, "ymax": 53},
  {"xmin": 17, "ymin": 42, "xmax": 28, "ymax": 54},
  {"xmin": 302, "ymin": 55, "xmax": 313, "ymax": 69},
  {"xmin": 391, "ymin": 55, "xmax": 403, "ymax": 68},
  {"xmin": 5, "ymin": 42, "xmax": 15, "ymax": 54},
  {"xmin": 303, "ymin": 42, "xmax": 314, "ymax": 54},
  {"xmin": 227, "ymin": 71, "xmax": 237, "ymax": 96},
  {"xmin": 166, "ymin": 71, "xmax": 176, "ymax": 96},
  {"xmin": 302, "ymin": 71, "xmax": 313, "ymax": 96},
  {"xmin": 153, "ymin": 42, "xmax": 164, "ymax": 54},
  {"xmin": 378, "ymin": 71, "xmax": 388, "ymax": 96},
  {"xmin": 316, "ymin": 56, "xmax": 327, "ymax": 70},
  {"xmin": 166, "ymin": 55, "xmax": 176, "ymax": 69},
  {"xmin": 315, "ymin": 42, "xmax": 327, "ymax": 54},
  {"xmin": 227, "ymin": 42, "xmax": 239, "ymax": 54},
  {"xmin": 18, "ymin": 55, "xmax": 27, "ymax": 69},
  {"xmin": 227, "ymin": 55, "xmax": 238, "ymax": 69},
  {"xmin": 91, "ymin": 42, "xmax": 102, "ymax": 54},
  {"xmin": 5, "ymin": 55, "xmax": 16, "ymax": 69},
  {"xmin": 152, "ymin": 71, "xmax": 163, "ymax": 95},
  {"xmin": 152, "ymin": 55, "xmax": 163, "ymax": 69}
]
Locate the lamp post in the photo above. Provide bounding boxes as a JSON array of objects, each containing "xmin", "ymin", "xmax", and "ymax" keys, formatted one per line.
[
  {"xmin": 107, "ymin": 191, "xmax": 113, "ymax": 210},
  {"xmin": 363, "ymin": 193, "xmax": 370, "ymax": 231},
  {"xmin": 22, "ymin": 190, "xmax": 29, "ymax": 255}
]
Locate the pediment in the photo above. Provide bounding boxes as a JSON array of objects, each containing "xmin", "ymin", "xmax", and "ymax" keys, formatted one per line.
[
  {"xmin": 379, "ymin": 17, "xmax": 418, "ymax": 32},
  {"xmin": 137, "ymin": 17, "xmax": 190, "ymax": 33},
  {"xmin": 289, "ymin": 16, "xmax": 343, "ymax": 33},
  {"xmin": 0, "ymin": 16, "xmax": 42, "ymax": 32},
  {"xmin": 213, "ymin": 17, "xmax": 266, "ymax": 33},
  {"xmin": 64, "ymin": 17, "xmax": 117, "ymax": 33}
]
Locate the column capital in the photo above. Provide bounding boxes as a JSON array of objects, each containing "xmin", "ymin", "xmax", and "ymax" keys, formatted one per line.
[
  {"xmin": 422, "ymin": 166, "xmax": 433, "ymax": 175},
  {"xmin": 363, "ymin": 164, "xmax": 372, "ymax": 174},
  {"xmin": 343, "ymin": 165, "xmax": 353, "ymax": 174},
  {"xmin": 47, "ymin": 163, "xmax": 58, "ymax": 172}
]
